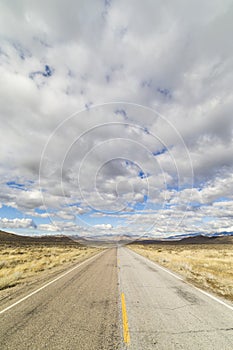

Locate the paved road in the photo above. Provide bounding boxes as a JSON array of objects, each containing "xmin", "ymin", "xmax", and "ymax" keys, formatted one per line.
[
  {"xmin": 1, "ymin": 247, "xmax": 233, "ymax": 350},
  {"xmin": 118, "ymin": 247, "xmax": 233, "ymax": 349},
  {"xmin": 0, "ymin": 249, "xmax": 120, "ymax": 350}
]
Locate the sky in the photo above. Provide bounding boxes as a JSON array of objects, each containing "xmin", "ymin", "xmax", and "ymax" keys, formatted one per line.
[{"xmin": 0, "ymin": 0, "xmax": 233, "ymax": 239}]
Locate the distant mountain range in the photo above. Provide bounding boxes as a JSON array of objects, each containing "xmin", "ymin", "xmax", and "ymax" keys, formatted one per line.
[
  {"xmin": 0, "ymin": 230, "xmax": 80, "ymax": 245},
  {"xmin": 131, "ymin": 233, "xmax": 233, "ymax": 245},
  {"xmin": 0, "ymin": 229, "xmax": 232, "ymax": 245},
  {"xmin": 69, "ymin": 231, "xmax": 233, "ymax": 245}
]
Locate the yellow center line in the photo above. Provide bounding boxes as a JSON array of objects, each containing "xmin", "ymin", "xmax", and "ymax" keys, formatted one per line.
[{"xmin": 121, "ymin": 292, "xmax": 130, "ymax": 345}]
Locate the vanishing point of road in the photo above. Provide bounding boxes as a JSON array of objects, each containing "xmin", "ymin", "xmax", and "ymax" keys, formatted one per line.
[{"xmin": 0, "ymin": 247, "xmax": 233, "ymax": 349}]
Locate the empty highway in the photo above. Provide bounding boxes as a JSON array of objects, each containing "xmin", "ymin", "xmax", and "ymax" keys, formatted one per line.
[{"xmin": 0, "ymin": 247, "xmax": 233, "ymax": 349}]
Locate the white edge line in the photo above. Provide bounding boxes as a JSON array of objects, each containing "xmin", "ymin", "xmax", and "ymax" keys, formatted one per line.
[
  {"xmin": 0, "ymin": 250, "xmax": 104, "ymax": 315},
  {"xmin": 127, "ymin": 247, "xmax": 183, "ymax": 280},
  {"xmin": 126, "ymin": 247, "xmax": 233, "ymax": 312},
  {"xmin": 192, "ymin": 286, "xmax": 233, "ymax": 311},
  {"xmin": 149, "ymin": 258, "xmax": 183, "ymax": 281}
]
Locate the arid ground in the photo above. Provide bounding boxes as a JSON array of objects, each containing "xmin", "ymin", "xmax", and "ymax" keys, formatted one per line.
[
  {"xmin": 129, "ymin": 242, "xmax": 233, "ymax": 301},
  {"xmin": 0, "ymin": 231, "xmax": 100, "ymax": 293}
]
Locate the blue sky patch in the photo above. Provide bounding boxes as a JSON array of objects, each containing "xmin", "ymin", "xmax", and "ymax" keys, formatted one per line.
[
  {"xmin": 152, "ymin": 147, "xmax": 168, "ymax": 156},
  {"xmin": 138, "ymin": 170, "xmax": 150, "ymax": 179},
  {"xmin": 29, "ymin": 65, "xmax": 54, "ymax": 79},
  {"xmin": 0, "ymin": 205, "xmax": 24, "ymax": 219},
  {"xmin": 6, "ymin": 181, "xmax": 26, "ymax": 190},
  {"xmin": 157, "ymin": 87, "xmax": 171, "ymax": 98},
  {"xmin": 43, "ymin": 65, "xmax": 53, "ymax": 77}
]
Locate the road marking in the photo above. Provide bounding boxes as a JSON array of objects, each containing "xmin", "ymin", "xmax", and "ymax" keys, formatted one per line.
[
  {"xmin": 121, "ymin": 292, "xmax": 130, "ymax": 345},
  {"xmin": 128, "ymin": 248, "xmax": 233, "ymax": 312},
  {"xmin": 128, "ymin": 248, "xmax": 183, "ymax": 280},
  {"xmin": 193, "ymin": 286, "xmax": 233, "ymax": 311},
  {"xmin": 118, "ymin": 258, "xmax": 120, "ymax": 271},
  {"xmin": 0, "ymin": 250, "xmax": 104, "ymax": 315},
  {"xmin": 149, "ymin": 260, "xmax": 183, "ymax": 280}
]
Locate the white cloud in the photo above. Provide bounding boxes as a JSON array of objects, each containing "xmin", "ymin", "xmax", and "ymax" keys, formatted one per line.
[
  {"xmin": 0, "ymin": 0, "xmax": 233, "ymax": 236},
  {"xmin": 0, "ymin": 218, "xmax": 36, "ymax": 229},
  {"xmin": 38, "ymin": 221, "xmax": 85, "ymax": 233},
  {"xmin": 94, "ymin": 224, "xmax": 113, "ymax": 230},
  {"xmin": 56, "ymin": 210, "xmax": 75, "ymax": 221},
  {"xmin": 37, "ymin": 223, "xmax": 60, "ymax": 232}
]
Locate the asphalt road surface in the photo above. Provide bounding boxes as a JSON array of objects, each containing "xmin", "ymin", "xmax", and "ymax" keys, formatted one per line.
[
  {"xmin": 118, "ymin": 247, "xmax": 233, "ymax": 349},
  {"xmin": 1, "ymin": 247, "xmax": 233, "ymax": 350},
  {"xmin": 0, "ymin": 249, "xmax": 120, "ymax": 350}
]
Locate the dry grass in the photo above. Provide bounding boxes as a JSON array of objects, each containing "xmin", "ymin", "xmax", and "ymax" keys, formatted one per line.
[
  {"xmin": 0, "ymin": 244, "xmax": 99, "ymax": 290},
  {"xmin": 129, "ymin": 244, "xmax": 233, "ymax": 301}
]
